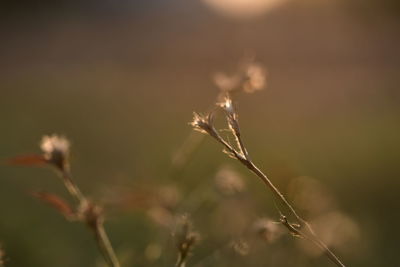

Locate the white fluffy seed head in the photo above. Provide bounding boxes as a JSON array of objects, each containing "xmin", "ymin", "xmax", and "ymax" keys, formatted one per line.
[{"xmin": 40, "ymin": 135, "xmax": 70, "ymax": 171}]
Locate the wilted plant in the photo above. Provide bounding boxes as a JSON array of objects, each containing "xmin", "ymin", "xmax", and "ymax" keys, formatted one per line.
[
  {"xmin": 190, "ymin": 92, "xmax": 346, "ymax": 266},
  {"xmin": 172, "ymin": 57, "xmax": 267, "ymax": 172},
  {"xmin": 9, "ymin": 135, "xmax": 120, "ymax": 267},
  {"xmin": 173, "ymin": 215, "xmax": 200, "ymax": 267}
]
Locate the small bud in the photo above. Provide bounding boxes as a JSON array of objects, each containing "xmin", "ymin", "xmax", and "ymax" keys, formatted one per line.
[
  {"xmin": 219, "ymin": 97, "xmax": 235, "ymax": 115},
  {"xmin": 40, "ymin": 135, "xmax": 70, "ymax": 172},
  {"xmin": 219, "ymin": 97, "xmax": 240, "ymax": 135}
]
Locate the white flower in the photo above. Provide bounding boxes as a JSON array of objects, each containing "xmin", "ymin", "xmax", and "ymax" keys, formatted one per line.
[{"xmin": 40, "ymin": 135, "xmax": 70, "ymax": 171}]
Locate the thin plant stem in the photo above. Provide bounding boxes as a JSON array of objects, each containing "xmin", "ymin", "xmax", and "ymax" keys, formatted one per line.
[
  {"xmin": 95, "ymin": 223, "xmax": 121, "ymax": 267},
  {"xmin": 60, "ymin": 170, "xmax": 121, "ymax": 267},
  {"xmin": 61, "ymin": 171, "xmax": 85, "ymax": 204},
  {"xmin": 192, "ymin": 101, "xmax": 345, "ymax": 267},
  {"xmin": 216, "ymin": 124, "xmax": 343, "ymax": 267}
]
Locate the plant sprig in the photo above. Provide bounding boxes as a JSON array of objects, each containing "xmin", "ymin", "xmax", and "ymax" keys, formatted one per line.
[{"xmin": 191, "ymin": 96, "xmax": 345, "ymax": 267}]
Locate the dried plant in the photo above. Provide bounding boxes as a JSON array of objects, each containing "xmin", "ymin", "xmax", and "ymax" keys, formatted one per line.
[
  {"xmin": 172, "ymin": 57, "xmax": 267, "ymax": 173},
  {"xmin": 173, "ymin": 215, "xmax": 200, "ymax": 267},
  {"xmin": 10, "ymin": 135, "xmax": 120, "ymax": 267},
  {"xmin": 190, "ymin": 95, "xmax": 346, "ymax": 267}
]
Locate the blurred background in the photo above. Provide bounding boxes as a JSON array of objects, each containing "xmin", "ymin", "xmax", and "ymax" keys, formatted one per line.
[{"xmin": 0, "ymin": 0, "xmax": 399, "ymax": 266}]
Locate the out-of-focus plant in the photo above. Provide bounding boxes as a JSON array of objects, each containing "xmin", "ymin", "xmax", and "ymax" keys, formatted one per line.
[
  {"xmin": 173, "ymin": 215, "xmax": 200, "ymax": 267},
  {"xmin": 9, "ymin": 135, "xmax": 120, "ymax": 267}
]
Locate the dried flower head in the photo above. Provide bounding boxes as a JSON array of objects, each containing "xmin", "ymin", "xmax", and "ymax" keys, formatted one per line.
[
  {"xmin": 219, "ymin": 97, "xmax": 241, "ymax": 136},
  {"xmin": 219, "ymin": 97, "xmax": 235, "ymax": 115},
  {"xmin": 190, "ymin": 112, "xmax": 215, "ymax": 135},
  {"xmin": 215, "ymin": 165, "xmax": 246, "ymax": 195},
  {"xmin": 40, "ymin": 135, "xmax": 70, "ymax": 172}
]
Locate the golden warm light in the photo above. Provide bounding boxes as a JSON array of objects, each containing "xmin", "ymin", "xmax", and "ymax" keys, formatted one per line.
[
  {"xmin": 1, "ymin": 1, "xmax": 397, "ymax": 266},
  {"xmin": 202, "ymin": 0, "xmax": 288, "ymax": 18}
]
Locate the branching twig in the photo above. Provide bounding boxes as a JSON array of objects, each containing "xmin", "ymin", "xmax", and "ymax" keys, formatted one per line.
[
  {"xmin": 191, "ymin": 97, "xmax": 345, "ymax": 267},
  {"xmin": 40, "ymin": 135, "xmax": 121, "ymax": 267},
  {"xmin": 172, "ymin": 57, "xmax": 266, "ymax": 174}
]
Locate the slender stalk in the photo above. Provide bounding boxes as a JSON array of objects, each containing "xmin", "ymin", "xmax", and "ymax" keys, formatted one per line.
[
  {"xmin": 248, "ymin": 162, "xmax": 344, "ymax": 266},
  {"xmin": 95, "ymin": 223, "xmax": 121, "ymax": 267},
  {"xmin": 192, "ymin": 102, "xmax": 345, "ymax": 267},
  {"xmin": 217, "ymin": 126, "xmax": 343, "ymax": 266},
  {"xmin": 61, "ymin": 170, "xmax": 120, "ymax": 267},
  {"xmin": 61, "ymin": 171, "xmax": 85, "ymax": 204}
]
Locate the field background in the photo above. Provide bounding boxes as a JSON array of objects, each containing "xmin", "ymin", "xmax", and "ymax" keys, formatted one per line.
[{"xmin": 1, "ymin": 0, "xmax": 399, "ymax": 266}]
